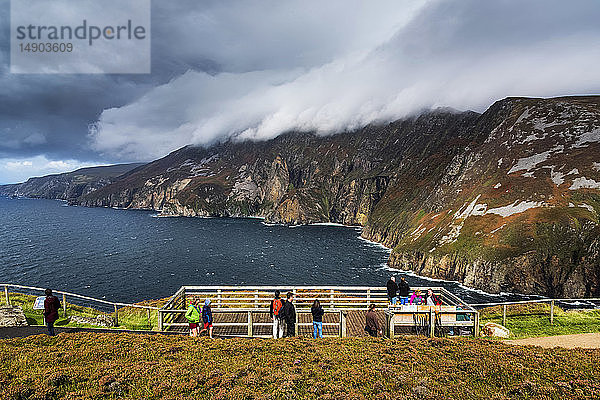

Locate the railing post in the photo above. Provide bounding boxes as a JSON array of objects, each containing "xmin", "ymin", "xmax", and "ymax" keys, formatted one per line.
[
  {"xmin": 474, "ymin": 311, "xmax": 480, "ymax": 337},
  {"xmin": 388, "ymin": 312, "xmax": 395, "ymax": 339},
  {"xmin": 158, "ymin": 310, "xmax": 163, "ymax": 331},
  {"xmin": 429, "ymin": 308, "xmax": 435, "ymax": 337},
  {"xmin": 62, "ymin": 294, "xmax": 67, "ymax": 317},
  {"xmin": 367, "ymin": 289, "xmax": 371, "ymax": 306},
  {"xmin": 113, "ymin": 304, "xmax": 119, "ymax": 327},
  {"xmin": 254, "ymin": 290, "xmax": 259, "ymax": 309},
  {"xmin": 217, "ymin": 289, "xmax": 222, "ymax": 308},
  {"xmin": 4, "ymin": 285, "xmax": 9, "ymax": 306},
  {"xmin": 550, "ymin": 300, "xmax": 555, "ymax": 325},
  {"xmin": 330, "ymin": 289, "xmax": 334, "ymax": 308},
  {"xmin": 248, "ymin": 310, "xmax": 253, "ymax": 337},
  {"xmin": 502, "ymin": 305, "xmax": 507, "ymax": 326},
  {"xmin": 340, "ymin": 310, "xmax": 347, "ymax": 338}
]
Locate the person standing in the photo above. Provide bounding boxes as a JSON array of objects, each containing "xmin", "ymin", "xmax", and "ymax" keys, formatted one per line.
[
  {"xmin": 410, "ymin": 290, "xmax": 424, "ymax": 305},
  {"xmin": 386, "ymin": 276, "xmax": 398, "ymax": 305},
  {"xmin": 398, "ymin": 277, "xmax": 410, "ymax": 305},
  {"xmin": 43, "ymin": 289, "xmax": 61, "ymax": 336},
  {"xmin": 311, "ymin": 299, "xmax": 324, "ymax": 338},
  {"xmin": 425, "ymin": 289, "xmax": 442, "ymax": 306},
  {"xmin": 185, "ymin": 299, "xmax": 202, "ymax": 337},
  {"xmin": 269, "ymin": 290, "xmax": 284, "ymax": 338},
  {"xmin": 364, "ymin": 304, "xmax": 382, "ymax": 337},
  {"xmin": 280, "ymin": 292, "xmax": 296, "ymax": 337},
  {"xmin": 201, "ymin": 299, "xmax": 214, "ymax": 339}
]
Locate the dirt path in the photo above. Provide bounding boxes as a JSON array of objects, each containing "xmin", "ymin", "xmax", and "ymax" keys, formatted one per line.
[{"xmin": 505, "ymin": 333, "xmax": 600, "ymax": 349}]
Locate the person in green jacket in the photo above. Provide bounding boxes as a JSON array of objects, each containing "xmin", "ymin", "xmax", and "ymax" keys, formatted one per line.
[{"xmin": 185, "ymin": 298, "xmax": 202, "ymax": 337}]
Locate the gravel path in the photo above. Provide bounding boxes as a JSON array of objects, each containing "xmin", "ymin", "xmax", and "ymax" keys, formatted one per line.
[{"xmin": 505, "ymin": 333, "xmax": 600, "ymax": 349}]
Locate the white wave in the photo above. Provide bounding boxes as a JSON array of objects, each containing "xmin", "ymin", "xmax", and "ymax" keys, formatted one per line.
[
  {"xmin": 358, "ymin": 236, "xmax": 391, "ymax": 251},
  {"xmin": 379, "ymin": 263, "xmax": 508, "ymax": 298},
  {"xmin": 244, "ymin": 215, "xmax": 266, "ymax": 220},
  {"xmin": 310, "ymin": 222, "xmax": 362, "ymax": 229}
]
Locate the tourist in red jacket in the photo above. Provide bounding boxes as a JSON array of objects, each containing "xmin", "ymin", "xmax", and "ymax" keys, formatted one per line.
[{"xmin": 43, "ymin": 289, "xmax": 61, "ymax": 336}]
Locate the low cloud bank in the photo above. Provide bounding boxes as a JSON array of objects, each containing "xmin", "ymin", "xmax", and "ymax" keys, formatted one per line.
[{"xmin": 90, "ymin": 0, "xmax": 600, "ymax": 161}]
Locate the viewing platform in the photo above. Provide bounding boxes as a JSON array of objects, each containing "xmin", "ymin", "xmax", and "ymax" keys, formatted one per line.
[{"xmin": 159, "ymin": 286, "xmax": 479, "ymax": 337}]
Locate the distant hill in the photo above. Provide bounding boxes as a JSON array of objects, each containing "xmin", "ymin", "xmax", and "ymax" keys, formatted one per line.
[{"xmin": 0, "ymin": 163, "xmax": 144, "ymax": 200}]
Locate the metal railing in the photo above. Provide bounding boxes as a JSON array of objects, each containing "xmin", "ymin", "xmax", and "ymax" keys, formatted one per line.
[
  {"xmin": 159, "ymin": 285, "xmax": 473, "ymax": 337},
  {"xmin": 470, "ymin": 298, "xmax": 600, "ymax": 327},
  {"xmin": 1, "ymin": 283, "xmax": 159, "ymax": 329}
]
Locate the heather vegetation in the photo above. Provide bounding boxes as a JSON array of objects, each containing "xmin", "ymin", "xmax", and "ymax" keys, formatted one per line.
[{"xmin": 2, "ymin": 333, "xmax": 599, "ymax": 400}]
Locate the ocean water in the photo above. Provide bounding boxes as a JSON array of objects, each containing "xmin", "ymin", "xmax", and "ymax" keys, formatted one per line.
[{"xmin": 0, "ymin": 197, "xmax": 536, "ymax": 304}]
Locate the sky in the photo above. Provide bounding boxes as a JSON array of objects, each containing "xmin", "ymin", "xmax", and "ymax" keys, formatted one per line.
[{"xmin": 1, "ymin": 0, "xmax": 600, "ymax": 184}]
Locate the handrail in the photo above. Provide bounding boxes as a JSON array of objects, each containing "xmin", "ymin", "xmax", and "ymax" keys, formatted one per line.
[
  {"xmin": 183, "ymin": 285, "xmax": 445, "ymax": 290},
  {"xmin": 469, "ymin": 298, "xmax": 600, "ymax": 307},
  {"xmin": 1, "ymin": 283, "xmax": 159, "ymax": 310}
]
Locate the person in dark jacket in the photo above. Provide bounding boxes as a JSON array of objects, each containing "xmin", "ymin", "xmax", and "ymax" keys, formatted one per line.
[
  {"xmin": 386, "ymin": 277, "xmax": 398, "ymax": 305},
  {"xmin": 311, "ymin": 299, "xmax": 324, "ymax": 338},
  {"xmin": 280, "ymin": 292, "xmax": 296, "ymax": 337},
  {"xmin": 43, "ymin": 289, "xmax": 61, "ymax": 336},
  {"xmin": 200, "ymin": 299, "xmax": 214, "ymax": 338},
  {"xmin": 365, "ymin": 304, "xmax": 381, "ymax": 337},
  {"xmin": 397, "ymin": 277, "xmax": 410, "ymax": 305}
]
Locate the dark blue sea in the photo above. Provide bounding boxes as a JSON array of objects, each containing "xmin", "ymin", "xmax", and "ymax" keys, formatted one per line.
[{"xmin": 0, "ymin": 196, "xmax": 537, "ymax": 304}]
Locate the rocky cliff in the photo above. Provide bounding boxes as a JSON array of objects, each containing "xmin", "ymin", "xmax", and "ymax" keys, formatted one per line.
[
  {"xmin": 0, "ymin": 163, "xmax": 144, "ymax": 200},
  {"xmin": 5, "ymin": 96, "xmax": 600, "ymax": 297}
]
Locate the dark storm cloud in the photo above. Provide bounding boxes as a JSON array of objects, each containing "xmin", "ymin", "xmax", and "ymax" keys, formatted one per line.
[{"xmin": 1, "ymin": 0, "xmax": 600, "ymax": 182}]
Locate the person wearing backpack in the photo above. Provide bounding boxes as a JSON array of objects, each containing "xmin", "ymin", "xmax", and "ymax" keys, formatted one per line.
[
  {"xmin": 311, "ymin": 299, "xmax": 324, "ymax": 338},
  {"xmin": 185, "ymin": 298, "xmax": 202, "ymax": 337},
  {"xmin": 280, "ymin": 292, "xmax": 296, "ymax": 337},
  {"xmin": 200, "ymin": 299, "xmax": 214, "ymax": 339},
  {"xmin": 269, "ymin": 290, "xmax": 284, "ymax": 338}
]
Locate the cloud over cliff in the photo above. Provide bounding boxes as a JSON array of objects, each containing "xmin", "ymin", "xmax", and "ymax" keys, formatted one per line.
[{"xmin": 3, "ymin": 0, "xmax": 600, "ymax": 168}]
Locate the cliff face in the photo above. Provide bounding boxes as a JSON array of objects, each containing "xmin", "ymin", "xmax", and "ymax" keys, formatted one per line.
[
  {"xmin": 0, "ymin": 163, "xmax": 143, "ymax": 200},
  {"xmin": 382, "ymin": 97, "xmax": 600, "ymax": 297},
  {"xmin": 5, "ymin": 96, "xmax": 600, "ymax": 297},
  {"xmin": 78, "ymin": 110, "xmax": 481, "ymax": 227}
]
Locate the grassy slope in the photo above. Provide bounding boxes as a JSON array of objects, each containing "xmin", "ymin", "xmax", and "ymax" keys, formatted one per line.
[
  {"xmin": 1, "ymin": 334, "xmax": 599, "ymax": 400},
  {"xmin": 480, "ymin": 303, "xmax": 600, "ymax": 340},
  {"xmin": 6, "ymin": 293, "xmax": 161, "ymax": 331}
]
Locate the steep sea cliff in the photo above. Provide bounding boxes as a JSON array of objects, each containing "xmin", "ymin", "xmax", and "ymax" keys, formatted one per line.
[{"xmin": 3, "ymin": 97, "xmax": 600, "ymax": 297}]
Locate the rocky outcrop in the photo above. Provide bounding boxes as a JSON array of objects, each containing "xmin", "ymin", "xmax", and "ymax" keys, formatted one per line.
[
  {"xmin": 0, "ymin": 306, "xmax": 28, "ymax": 327},
  {"xmin": 482, "ymin": 323, "xmax": 510, "ymax": 338}
]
